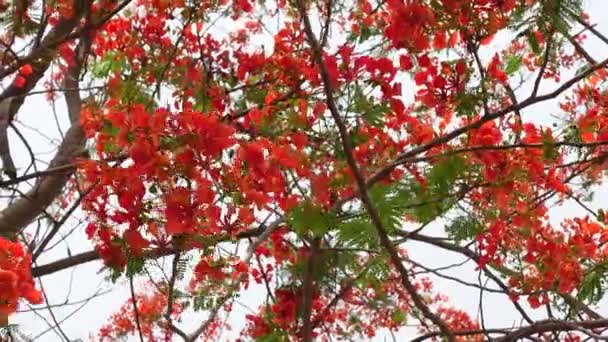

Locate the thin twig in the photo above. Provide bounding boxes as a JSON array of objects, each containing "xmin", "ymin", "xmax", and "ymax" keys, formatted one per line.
[{"xmin": 129, "ymin": 276, "xmax": 145, "ymax": 342}]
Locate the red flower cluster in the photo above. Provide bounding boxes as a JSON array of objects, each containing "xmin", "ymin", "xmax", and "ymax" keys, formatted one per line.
[
  {"xmin": 0, "ymin": 238, "xmax": 42, "ymax": 316},
  {"xmin": 13, "ymin": 63, "xmax": 33, "ymax": 88},
  {"xmin": 98, "ymin": 284, "xmax": 183, "ymax": 341},
  {"xmin": 385, "ymin": 0, "xmax": 436, "ymax": 51}
]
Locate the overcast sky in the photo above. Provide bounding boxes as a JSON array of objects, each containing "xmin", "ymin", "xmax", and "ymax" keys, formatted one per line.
[{"xmin": 8, "ymin": 1, "xmax": 608, "ymax": 341}]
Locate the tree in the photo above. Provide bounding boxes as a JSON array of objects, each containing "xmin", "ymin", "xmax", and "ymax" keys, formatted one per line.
[{"xmin": 1, "ymin": 0, "xmax": 608, "ymax": 340}]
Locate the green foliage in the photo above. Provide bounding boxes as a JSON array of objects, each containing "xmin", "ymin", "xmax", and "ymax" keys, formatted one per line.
[
  {"xmin": 576, "ymin": 64, "xmax": 591, "ymax": 76},
  {"xmin": 368, "ymin": 183, "xmax": 407, "ymax": 231},
  {"xmin": 101, "ymin": 120, "xmax": 120, "ymax": 137},
  {"xmin": 109, "ymin": 267, "xmax": 123, "ymax": 283},
  {"xmin": 426, "ymin": 155, "xmax": 466, "ymax": 191},
  {"xmin": 363, "ymin": 257, "xmax": 391, "ymax": 283},
  {"xmin": 288, "ymin": 202, "xmax": 336, "ymax": 236},
  {"xmin": 126, "ymin": 256, "xmax": 145, "ymax": 277},
  {"xmin": 159, "ymin": 135, "xmax": 183, "ymax": 150},
  {"xmin": 405, "ymin": 156, "xmax": 468, "ymax": 223},
  {"xmin": 335, "ymin": 156, "xmax": 467, "ymax": 249},
  {"xmin": 100, "ymin": 121, "xmax": 120, "ymax": 153},
  {"xmin": 193, "ymin": 292, "xmax": 227, "ymax": 312},
  {"xmin": 91, "ymin": 52, "xmax": 126, "ymax": 78},
  {"xmin": 352, "ymin": 86, "xmax": 390, "ymax": 127},
  {"xmin": 505, "ymin": 55, "xmax": 523, "ymax": 75},
  {"xmin": 245, "ymin": 86, "xmax": 268, "ymax": 107},
  {"xmin": 578, "ymin": 262, "xmax": 608, "ymax": 304},
  {"xmin": 541, "ymin": 132, "xmax": 559, "ymax": 161},
  {"xmin": 512, "ymin": 0, "xmax": 583, "ymax": 58},
  {"xmin": 454, "ymin": 92, "xmax": 482, "ymax": 118},
  {"xmin": 337, "ymin": 217, "xmax": 376, "ymax": 248},
  {"xmin": 193, "ymin": 295, "xmax": 213, "ymax": 311},
  {"xmin": 445, "ymin": 216, "xmax": 485, "ymax": 242},
  {"xmin": 336, "ymin": 183, "xmax": 410, "ymax": 248},
  {"xmin": 540, "ymin": 0, "xmax": 583, "ymax": 35},
  {"xmin": 120, "ymin": 79, "xmax": 155, "ymax": 111},
  {"xmin": 347, "ymin": 24, "xmax": 377, "ymax": 43},
  {"xmin": 525, "ymin": 29, "xmax": 542, "ymax": 55},
  {"xmin": 391, "ymin": 309, "xmax": 407, "ymax": 325}
]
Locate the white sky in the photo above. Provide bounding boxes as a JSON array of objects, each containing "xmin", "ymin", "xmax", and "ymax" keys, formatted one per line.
[{"xmin": 8, "ymin": 1, "xmax": 608, "ymax": 341}]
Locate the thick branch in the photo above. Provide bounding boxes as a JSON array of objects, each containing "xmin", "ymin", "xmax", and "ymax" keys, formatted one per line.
[
  {"xmin": 0, "ymin": 0, "xmax": 92, "ymax": 180},
  {"xmin": 0, "ymin": 114, "xmax": 85, "ymax": 238}
]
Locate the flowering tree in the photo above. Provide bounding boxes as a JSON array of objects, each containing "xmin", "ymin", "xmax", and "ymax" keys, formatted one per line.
[{"xmin": 2, "ymin": 0, "xmax": 608, "ymax": 340}]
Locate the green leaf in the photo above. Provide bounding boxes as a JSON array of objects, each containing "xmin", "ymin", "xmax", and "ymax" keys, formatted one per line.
[
  {"xmin": 505, "ymin": 55, "xmax": 523, "ymax": 75},
  {"xmin": 91, "ymin": 51, "xmax": 128, "ymax": 78},
  {"xmin": 108, "ymin": 267, "xmax": 123, "ymax": 283},
  {"xmin": 406, "ymin": 156, "xmax": 467, "ymax": 223},
  {"xmin": 101, "ymin": 120, "xmax": 120, "ymax": 137},
  {"xmin": 369, "ymin": 184, "xmax": 404, "ymax": 231},
  {"xmin": 120, "ymin": 80, "xmax": 155, "ymax": 110},
  {"xmin": 159, "ymin": 135, "xmax": 182, "ymax": 150},
  {"xmin": 352, "ymin": 86, "xmax": 389, "ymax": 127},
  {"xmin": 149, "ymin": 183, "xmax": 158, "ymax": 195},
  {"xmin": 92, "ymin": 59, "xmax": 112, "ymax": 78},
  {"xmin": 526, "ymin": 30, "xmax": 541, "ymax": 55},
  {"xmin": 454, "ymin": 93, "xmax": 481, "ymax": 118},
  {"xmin": 363, "ymin": 257, "xmax": 391, "ymax": 283},
  {"xmin": 126, "ymin": 257, "xmax": 145, "ymax": 276},
  {"xmin": 426, "ymin": 155, "xmax": 466, "ymax": 191},
  {"xmin": 246, "ymin": 87, "xmax": 268, "ymax": 106},
  {"xmin": 576, "ymin": 64, "xmax": 591, "ymax": 76},
  {"xmin": 391, "ymin": 309, "xmax": 407, "ymax": 325},
  {"xmin": 541, "ymin": 132, "xmax": 559, "ymax": 161},
  {"xmin": 357, "ymin": 25, "xmax": 374, "ymax": 43},
  {"xmin": 288, "ymin": 202, "xmax": 336, "ymax": 236},
  {"xmin": 102, "ymin": 141, "xmax": 118, "ymax": 153},
  {"xmin": 445, "ymin": 216, "xmax": 485, "ymax": 242},
  {"xmin": 541, "ymin": 0, "xmax": 583, "ymax": 35},
  {"xmin": 337, "ymin": 217, "xmax": 376, "ymax": 247},
  {"xmin": 578, "ymin": 263, "xmax": 607, "ymax": 304}
]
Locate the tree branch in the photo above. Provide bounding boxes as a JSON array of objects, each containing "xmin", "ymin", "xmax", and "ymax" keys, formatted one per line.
[
  {"xmin": 294, "ymin": 1, "xmax": 455, "ymax": 340},
  {"xmin": 129, "ymin": 275, "xmax": 145, "ymax": 342},
  {"xmin": 301, "ymin": 237, "xmax": 320, "ymax": 342},
  {"xmin": 0, "ymin": 0, "xmax": 93, "ymax": 181},
  {"xmin": 364, "ymin": 55, "xmax": 608, "ymax": 188},
  {"xmin": 31, "ymin": 226, "xmax": 265, "ymax": 278}
]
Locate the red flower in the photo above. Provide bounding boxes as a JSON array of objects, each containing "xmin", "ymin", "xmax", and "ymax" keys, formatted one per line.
[
  {"xmin": 13, "ymin": 76, "xmax": 26, "ymax": 88},
  {"xmin": 399, "ymin": 55, "xmax": 414, "ymax": 70},
  {"xmin": 124, "ymin": 229, "xmax": 150, "ymax": 256},
  {"xmin": 0, "ymin": 238, "xmax": 42, "ymax": 315},
  {"xmin": 488, "ymin": 54, "xmax": 508, "ymax": 83},
  {"xmin": 19, "ymin": 64, "xmax": 33, "ymax": 76},
  {"xmin": 0, "ymin": 270, "xmax": 18, "ymax": 315}
]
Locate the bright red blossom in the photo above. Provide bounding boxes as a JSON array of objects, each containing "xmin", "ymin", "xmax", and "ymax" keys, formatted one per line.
[{"xmin": 0, "ymin": 238, "xmax": 42, "ymax": 316}]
